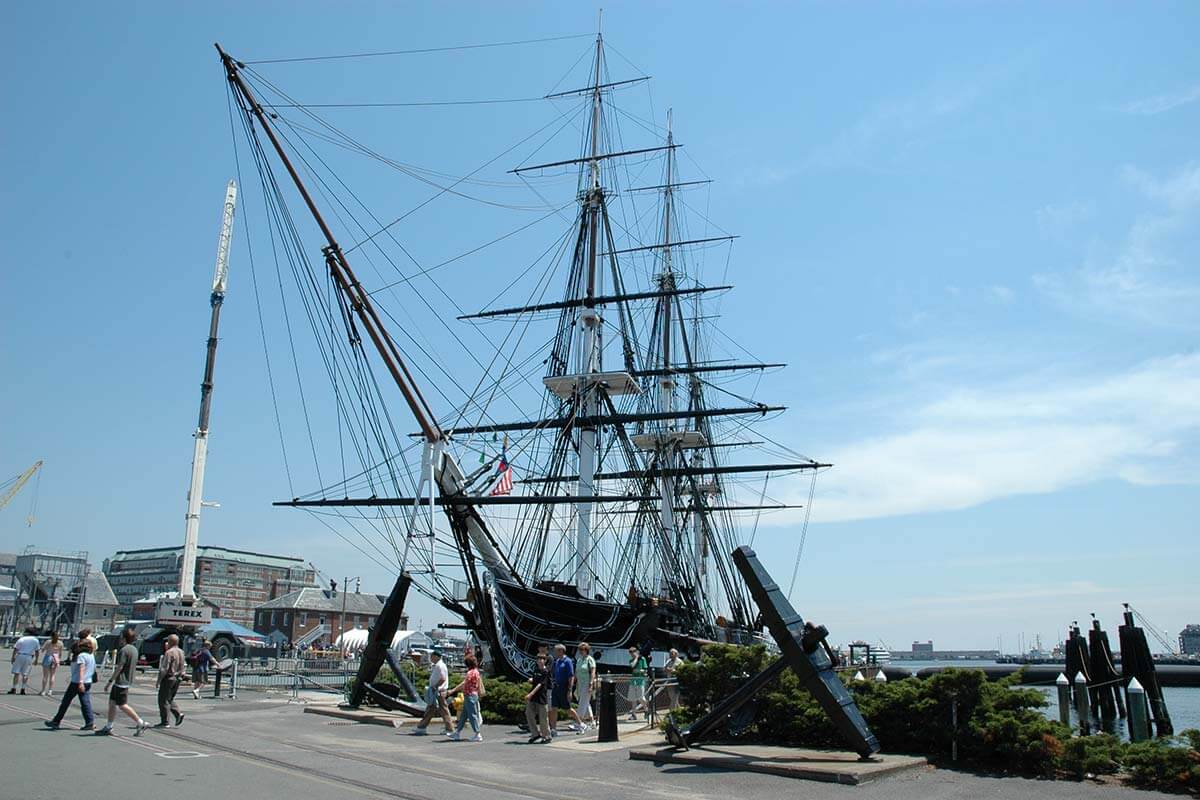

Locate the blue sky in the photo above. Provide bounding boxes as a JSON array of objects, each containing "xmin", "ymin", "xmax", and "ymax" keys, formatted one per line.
[{"xmin": 3, "ymin": 2, "xmax": 1197, "ymax": 651}]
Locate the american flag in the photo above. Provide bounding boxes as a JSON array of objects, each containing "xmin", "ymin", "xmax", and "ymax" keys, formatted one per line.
[{"xmin": 490, "ymin": 456, "xmax": 513, "ymax": 496}]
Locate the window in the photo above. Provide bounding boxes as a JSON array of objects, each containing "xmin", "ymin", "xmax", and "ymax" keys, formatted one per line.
[
  {"xmin": 319, "ymin": 615, "xmax": 326, "ymax": 626},
  {"xmin": 300, "ymin": 612, "xmax": 308, "ymax": 626}
]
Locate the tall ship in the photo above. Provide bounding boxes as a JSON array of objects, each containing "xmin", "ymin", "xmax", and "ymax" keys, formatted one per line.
[{"xmin": 217, "ymin": 29, "xmax": 826, "ymax": 677}]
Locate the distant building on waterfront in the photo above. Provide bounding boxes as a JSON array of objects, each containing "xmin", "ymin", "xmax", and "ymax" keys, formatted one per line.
[
  {"xmin": 103, "ymin": 545, "xmax": 315, "ymax": 627},
  {"xmin": 0, "ymin": 553, "xmax": 15, "ymax": 634},
  {"xmin": 1181, "ymin": 625, "xmax": 1200, "ymax": 656},
  {"xmin": 0, "ymin": 552, "xmax": 16, "ymax": 589},
  {"xmin": 252, "ymin": 587, "xmax": 405, "ymax": 648},
  {"xmin": 892, "ymin": 646, "xmax": 1001, "ymax": 661},
  {"xmin": 80, "ymin": 571, "xmax": 119, "ymax": 632}
]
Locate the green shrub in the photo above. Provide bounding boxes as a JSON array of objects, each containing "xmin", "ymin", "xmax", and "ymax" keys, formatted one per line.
[
  {"xmin": 478, "ymin": 676, "xmax": 527, "ymax": 725},
  {"xmin": 676, "ymin": 644, "xmax": 1068, "ymax": 775},
  {"xmin": 1122, "ymin": 736, "xmax": 1200, "ymax": 792},
  {"xmin": 1058, "ymin": 734, "xmax": 1124, "ymax": 779}
]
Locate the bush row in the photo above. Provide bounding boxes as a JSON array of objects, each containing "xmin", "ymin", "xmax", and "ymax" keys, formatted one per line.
[{"xmin": 673, "ymin": 644, "xmax": 1200, "ymax": 792}]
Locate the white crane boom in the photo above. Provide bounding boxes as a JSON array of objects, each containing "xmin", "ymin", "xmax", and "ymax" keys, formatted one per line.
[
  {"xmin": 159, "ymin": 181, "xmax": 236, "ymax": 624},
  {"xmin": 0, "ymin": 460, "xmax": 42, "ymax": 511}
]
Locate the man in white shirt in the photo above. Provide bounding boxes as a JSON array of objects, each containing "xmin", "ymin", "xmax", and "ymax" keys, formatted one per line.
[
  {"xmin": 410, "ymin": 649, "xmax": 453, "ymax": 735},
  {"xmin": 9, "ymin": 627, "xmax": 41, "ymax": 695}
]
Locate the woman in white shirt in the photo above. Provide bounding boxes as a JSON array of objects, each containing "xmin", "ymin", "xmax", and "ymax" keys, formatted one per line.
[{"xmin": 44, "ymin": 638, "xmax": 96, "ymax": 730}]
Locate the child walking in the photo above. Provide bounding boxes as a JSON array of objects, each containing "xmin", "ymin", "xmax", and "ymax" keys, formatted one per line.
[{"xmin": 446, "ymin": 653, "xmax": 485, "ymax": 742}]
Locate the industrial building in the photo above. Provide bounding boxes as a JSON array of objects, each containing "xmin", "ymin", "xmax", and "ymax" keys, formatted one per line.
[
  {"xmin": 1181, "ymin": 624, "xmax": 1200, "ymax": 656},
  {"xmin": 104, "ymin": 545, "xmax": 314, "ymax": 627},
  {"xmin": 12, "ymin": 548, "xmax": 90, "ymax": 634}
]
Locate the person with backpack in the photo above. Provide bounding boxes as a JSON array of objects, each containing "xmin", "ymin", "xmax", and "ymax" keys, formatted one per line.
[
  {"xmin": 190, "ymin": 640, "xmax": 216, "ymax": 699},
  {"xmin": 446, "ymin": 653, "xmax": 485, "ymax": 742}
]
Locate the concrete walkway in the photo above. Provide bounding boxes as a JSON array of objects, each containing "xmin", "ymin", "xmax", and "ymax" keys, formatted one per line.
[{"xmin": 0, "ymin": 686, "xmax": 1167, "ymax": 800}]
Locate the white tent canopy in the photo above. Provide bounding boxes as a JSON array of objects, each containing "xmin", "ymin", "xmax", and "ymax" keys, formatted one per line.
[{"xmin": 334, "ymin": 628, "xmax": 433, "ymax": 657}]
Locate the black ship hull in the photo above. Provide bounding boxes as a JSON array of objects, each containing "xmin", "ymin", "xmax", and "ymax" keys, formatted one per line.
[{"xmin": 478, "ymin": 573, "xmax": 753, "ymax": 678}]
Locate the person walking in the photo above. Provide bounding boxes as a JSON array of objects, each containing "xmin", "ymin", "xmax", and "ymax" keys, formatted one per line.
[
  {"xmin": 38, "ymin": 632, "xmax": 63, "ymax": 696},
  {"xmin": 574, "ymin": 642, "xmax": 598, "ymax": 728},
  {"xmin": 9, "ymin": 627, "xmax": 40, "ymax": 695},
  {"xmin": 44, "ymin": 638, "xmax": 96, "ymax": 730},
  {"xmin": 548, "ymin": 643, "xmax": 583, "ymax": 736},
  {"xmin": 524, "ymin": 653, "xmax": 551, "ymax": 743},
  {"xmin": 190, "ymin": 640, "xmax": 216, "ymax": 699},
  {"xmin": 96, "ymin": 627, "xmax": 149, "ymax": 736},
  {"xmin": 663, "ymin": 648, "xmax": 685, "ymax": 710},
  {"xmin": 628, "ymin": 646, "xmax": 648, "ymax": 720},
  {"xmin": 410, "ymin": 649, "xmax": 452, "ymax": 735},
  {"xmin": 155, "ymin": 634, "xmax": 186, "ymax": 728},
  {"xmin": 446, "ymin": 653, "xmax": 485, "ymax": 742}
]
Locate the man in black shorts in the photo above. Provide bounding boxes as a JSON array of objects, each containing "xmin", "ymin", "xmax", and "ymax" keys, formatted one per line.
[
  {"xmin": 548, "ymin": 643, "xmax": 584, "ymax": 736},
  {"xmin": 96, "ymin": 627, "xmax": 149, "ymax": 736}
]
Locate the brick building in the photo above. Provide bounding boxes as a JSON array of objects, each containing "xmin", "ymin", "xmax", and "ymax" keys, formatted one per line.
[
  {"xmin": 104, "ymin": 546, "xmax": 314, "ymax": 627},
  {"xmin": 253, "ymin": 587, "xmax": 406, "ymax": 648}
]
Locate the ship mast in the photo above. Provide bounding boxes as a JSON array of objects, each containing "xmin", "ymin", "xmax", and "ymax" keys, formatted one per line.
[
  {"xmin": 574, "ymin": 29, "xmax": 606, "ymax": 597},
  {"xmin": 656, "ymin": 111, "xmax": 679, "ymax": 593}
]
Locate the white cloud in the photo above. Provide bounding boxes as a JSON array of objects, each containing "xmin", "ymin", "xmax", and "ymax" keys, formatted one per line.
[
  {"xmin": 1035, "ymin": 162, "xmax": 1200, "ymax": 328},
  {"xmin": 743, "ymin": 57, "xmax": 1028, "ymax": 183},
  {"xmin": 1119, "ymin": 84, "xmax": 1200, "ymax": 115},
  {"xmin": 777, "ymin": 353, "xmax": 1200, "ymax": 523},
  {"xmin": 987, "ymin": 285, "xmax": 1014, "ymax": 304},
  {"xmin": 1036, "ymin": 200, "xmax": 1093, "ymax": 238}
]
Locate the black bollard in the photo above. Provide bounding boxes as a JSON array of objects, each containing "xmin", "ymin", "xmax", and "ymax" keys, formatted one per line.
[{"xmin": 597, "ymin": 679, "xmax": 618, "ymax": 742}]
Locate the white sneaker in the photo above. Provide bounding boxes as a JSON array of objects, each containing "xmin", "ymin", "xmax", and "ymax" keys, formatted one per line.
[
  {"xmin": 191, "ymin": 689, "xmax": 200, "ymax": 699},
  {"xmin": 134, "ymin": 721, "xmax": 149, "ymax": 737},
  {"xmin": 445, "ymin": 731, "xmax": 460, "ymax": 741},
  {"xmin": 470, "ymin": 734, "xmax": 483, "ymax": 742}
]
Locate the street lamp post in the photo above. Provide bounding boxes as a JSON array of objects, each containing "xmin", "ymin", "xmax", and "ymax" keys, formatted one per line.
[{"xmin": 339, "ymin": 576, "xmax": 360, "ymax": 653}]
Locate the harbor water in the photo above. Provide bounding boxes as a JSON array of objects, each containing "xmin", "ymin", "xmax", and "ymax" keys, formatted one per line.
[{"xmin": 892, "ymin": 660, "xmax": 1200, "ymax": 739}]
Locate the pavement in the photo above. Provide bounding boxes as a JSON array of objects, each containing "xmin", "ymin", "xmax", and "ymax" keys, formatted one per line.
[{"xmin": 0, "ymin": 685, "xmax": 1170, "ymax": 800}]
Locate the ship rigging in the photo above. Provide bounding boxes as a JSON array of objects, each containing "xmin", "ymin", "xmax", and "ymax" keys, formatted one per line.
[{"xmin": 218, "ymin": 28, "xmax": 826, "ymax": 677}]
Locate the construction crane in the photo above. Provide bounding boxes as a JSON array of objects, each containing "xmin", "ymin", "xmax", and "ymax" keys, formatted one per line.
[
  {"xmin": 0, "ymin": 460, "xmax": 43, "ymax": 525},
  {"xmin": 154, "ymin": 180, "xmax": 238, "ymax": 628},
  {"xmin": 1125, "ymin": 603, "xmax": 1180, "ymax": 656}
]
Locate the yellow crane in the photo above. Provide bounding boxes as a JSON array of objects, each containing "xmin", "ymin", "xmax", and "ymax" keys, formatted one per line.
[{"xmin": 0, "ymin": 460, "xmax": 43, "ymax": 526}]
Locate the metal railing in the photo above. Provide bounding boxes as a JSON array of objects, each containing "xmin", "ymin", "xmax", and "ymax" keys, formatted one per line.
[
  {"xmin": 230, "ymin": 655, "xmax": 350, "ymax": 701},
  {"xmin": 593, "ymin": 674, "xmax": 676, "ymax": 728}
]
